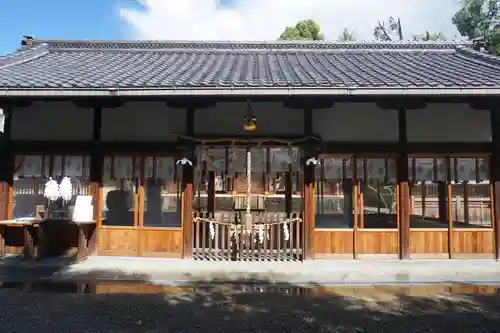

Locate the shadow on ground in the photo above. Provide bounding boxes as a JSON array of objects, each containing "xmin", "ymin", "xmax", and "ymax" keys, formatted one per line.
[
  {"xmin": 0, "ymin": 276, "xmax": 500, "ymax": 332},
  {"xmin": 1, "ymin": 256, "xmax": 500, "ymax": 332}
]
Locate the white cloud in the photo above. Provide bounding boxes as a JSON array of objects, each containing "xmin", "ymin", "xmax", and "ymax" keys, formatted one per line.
[{"xmin": 119, "ymin": 0, "xmax": 463, "ymax": 41}]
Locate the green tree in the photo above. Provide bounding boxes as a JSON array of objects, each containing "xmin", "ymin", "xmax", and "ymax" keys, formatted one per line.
[
  {"xmin": 338, "ymin": 28, "xmax": 356, "ymax": 41},
  {"xmin": 373, "ymin": 17, "xmax": 403, "ymax": 41},
  {"xmin": 452, "ymin": 0, "xmax": 500, "ymax": 54},
  {"xmin": 278, "ymin": 20, "xmax": 324, "ymax": 41}
]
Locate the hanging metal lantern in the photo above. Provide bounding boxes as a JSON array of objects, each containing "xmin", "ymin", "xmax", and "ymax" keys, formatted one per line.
[{"xmin": 243, "ymin": 101, "xmax": 257, "ymax": 132}]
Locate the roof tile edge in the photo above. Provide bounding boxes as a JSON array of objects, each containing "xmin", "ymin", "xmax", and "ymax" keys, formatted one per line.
[
  {"xmin": 456, "ymin": 45, "xmax": 500, "ymax": 65},
  {"xmin": 0, "ymin": 44, "xmax": 50, "ymax": 68},
  {"xmin": 26, "ymin": 38, "xmax": 473, "ymax": 51}
]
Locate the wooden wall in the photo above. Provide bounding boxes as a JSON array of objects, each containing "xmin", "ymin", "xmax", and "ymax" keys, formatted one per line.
[
  {"xmin": 452, "ymin": 229, "xmax": 495, "ymax": 258},
  {"xmin": 312, "ymin": 230, "xmax": 400, "ymax": 259},
  {"xmin": 98, "ymin": 227, "xmax": 182, "ymax": 258},
  {"xmin": 409, "ymin": 229, "xmax": 449, "ymax": 259},
  {"xmin": 312, "ymin": 230, "xmax": 354, "ymax": 259},
  {"xmin": 312, "ymin": 228, "xmax": 495, "ymax": 259}
]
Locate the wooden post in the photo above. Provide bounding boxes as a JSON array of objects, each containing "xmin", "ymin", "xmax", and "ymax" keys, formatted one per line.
[
  {"xmin": 182, "ymin": 107, "xmax": 195, "ymax": 259},
  {"xmin": 285, "ymin": 164, "xmax": 293, "ymax": 217},
  {"xmin": 438, "ymin": 182, "xmax": 447, "ymax": 224},
  {"xmin": 302, "ymin": 108, "xmax": 314, "ymax": 260},
  {"xmin": 490, "ymin": 107, "xmax": 500, "ymax": 260},
  {"xmin": 447, "ymin": 183, "xmax": 454, "ymax": 259},
  {"xmin": 89, "ymin": 106, "xmax": 103, "ymax": 256},
  {"xmin": 182, "ymin": 163, "xmax": 194, "ymax": 259},
  {"xmin": 397, "ymin": 108, "xmax": 410, "ymax": 259},
  {"xmin": 303, "ymin": 160, "xmax": 314, "ymax": 260},
  {"xmin": 207, "ymin": 171, "xmax": 216, "ymax": 215}
]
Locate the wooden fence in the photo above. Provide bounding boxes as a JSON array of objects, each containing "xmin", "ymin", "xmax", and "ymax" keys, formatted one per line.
[{"xmin": 192, "ymin": 212, "xmax": 303, "ymax": 262}]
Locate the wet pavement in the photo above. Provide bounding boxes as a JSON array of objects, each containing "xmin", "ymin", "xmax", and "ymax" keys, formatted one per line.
[{"xmin": 1, "ymin": 281, "xmax": 500, "ymax": 332}]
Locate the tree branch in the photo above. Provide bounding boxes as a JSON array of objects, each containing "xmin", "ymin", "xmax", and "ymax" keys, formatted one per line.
[{"xmin": 378, "ymin": 21, "xmax": 393, "ymax": 41}]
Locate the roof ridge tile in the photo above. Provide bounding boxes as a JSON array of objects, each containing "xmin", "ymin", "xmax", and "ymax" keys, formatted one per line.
[
  {"xmin": 0, "ymin": 44, "xmax": 49, "ymax": 69},
  {"xmin": 456, "ymin": 45, "xmax": 500, "ymax": 66},
  {"xmin": 26, "ymin": 38, "xmax": 472, "ymax": 51}
]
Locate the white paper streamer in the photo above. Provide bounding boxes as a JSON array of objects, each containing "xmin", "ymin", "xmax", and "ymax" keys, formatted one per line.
[
  {"xmin": 258, "ymin": 225, "xmax": 265, "ymax": 244},
  {"xmin": 209, "ymin": 222, "xmax": 215, "ymax": 240},
  {"xmin": 59, "ymin": 176, "xmax": 73, "ymax": 203},
  {"xmin": 44, "ymin": 177, "xmax": 60, "ymax": 202},
  {"xmin": 283, "ymin": 223, "xmax": 289, "ymax": 241}
]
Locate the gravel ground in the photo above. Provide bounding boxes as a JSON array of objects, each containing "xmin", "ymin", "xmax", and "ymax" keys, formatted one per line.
[{"xmin": 1, "ymin": 283, "xmax": 500, "ymax": 333}]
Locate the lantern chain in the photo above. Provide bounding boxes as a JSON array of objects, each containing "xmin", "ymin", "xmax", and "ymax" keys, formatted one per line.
[{"xmin": 246, "ymin": 148, "xmax": 252, "ymax": 216}]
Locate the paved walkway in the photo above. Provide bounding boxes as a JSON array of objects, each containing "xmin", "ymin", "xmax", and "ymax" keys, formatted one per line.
[
  {"xmin": 54, "ymin": 257, "xmax": 500, "ymax": 285},
  {"xmin": 2, "ymin": 255, "xmax": 500, "ymax": 285}
]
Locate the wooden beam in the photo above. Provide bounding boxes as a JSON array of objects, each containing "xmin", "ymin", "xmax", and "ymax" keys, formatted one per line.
[
  {"xmin": 282, "ymin": 97, "xmax": 334, "ymax": 110},
  {"xmin": 303, "ymin": 161, "xmax": 314, "ymax": 260},
  {"xmin": 166, "ymin": 98, "xmax": 216, "ymax": 110},
  {"xmin": 302, "ymin": 107, "xmax": 314, "ymax": 261},
  {"xmin": 73, "ymin": 98, "xmax": 124, "ymax": 109},
  {"xmin": 182, "ymin": 107, "xmax": 195, "ymax": 259},
  {"xmin": 89, "ymin": 106, "xmax": 103, "ymax": 256},
  {"xmin": 182, "ymin": 164, "xmax": 194, "ymax": 259},
  {"xmin": 397, "ymin": 109, "xmax": 410, "ymax": 260},
  {"xmin": 10, "ymin": 141, "xmax": 182, "ymax": 155},
  {"xmin": 377, "ymin": 98, "xmax": 426, "ymax": 111},
  {"xmin": 490, "ymin": 107, "xmax": 500, "ymax": 260},
  {"xmin": 321, "ymin": 142, "xmax": 492, "ymax": 155}
]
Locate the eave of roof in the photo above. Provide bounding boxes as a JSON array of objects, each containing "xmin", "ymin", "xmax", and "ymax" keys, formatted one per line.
[{"xmin": 1, "ymin": 38, "xmax": 499, "ymax": 97}]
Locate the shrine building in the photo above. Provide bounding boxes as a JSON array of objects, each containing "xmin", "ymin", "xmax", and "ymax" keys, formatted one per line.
[{"xmin": 0, "ymin": 37, "xmax": 499, "ymax": 261}]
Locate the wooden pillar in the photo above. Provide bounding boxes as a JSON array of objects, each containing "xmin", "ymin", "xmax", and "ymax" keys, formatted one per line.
[
  {"xmin": 397, "ymin": 108, "xmax": 410, "ymax": 259},
  {"xmin": 0, "ymin": 103, "xmax": 13, "ymax": 221},
  {"xmin": 302, "ymin": 108, "xmax": 314, "ymax": 260},
  {"xmin": 285, "ymin": 165, "xmax": 292, "ymax": 216},
  {"xmin": 490, "ymin": 107, "xmax": 500, "ymax": 260},
  {"xmin": 89, "ymin": 106, "xmax": 103, "ymax": 256},
  {"xmin": 303, "ymin": 159, "xmax": 314, "ymax": 260},
  {"xmin": 182, "ymin": 163, "xmax": 194, "ymax": 259},
  {"xmin": 207, "ymin": 171, "xmax": 216, "ymax": 215},
  {"xmin": 437, "ymin": 182, "xmax": 447, "ymax": 224},
  {"xmin": 182, "ymin": 107, "xmax": 195, "ymax": 259}
]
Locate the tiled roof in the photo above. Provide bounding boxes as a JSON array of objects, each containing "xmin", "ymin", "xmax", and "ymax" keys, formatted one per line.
[{"xmin": 1, "ymin": 38, "xmax": 500, "ymax": 96}]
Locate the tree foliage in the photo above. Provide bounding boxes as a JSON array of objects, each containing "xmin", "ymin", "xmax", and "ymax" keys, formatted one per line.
[
  {"xmin": 412, "ymin": 31, "xmax": 447, "ymax": 41},
  {"xmin": 338, "ymin": 28, "xmax": 356, "ymax": 41},
  {"xmin": 373, "ymin": 17, "xmax": 403, "ymax": 41},
  {"xmin": 452, "ymin": 0, "xmax": 500, "ymax": 53},
  {"xmin": 278, "ymin": 20, "xmax": 324, "ymax": 41}
]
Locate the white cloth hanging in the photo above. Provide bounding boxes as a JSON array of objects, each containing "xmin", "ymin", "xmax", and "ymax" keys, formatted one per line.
[
  {"xmin": 59, "ymin": 176, "xmax": 73, "ymax": 203},
  {"xmin": 44, "ymin": 177, "xmax": 60, "ymax": 202}
]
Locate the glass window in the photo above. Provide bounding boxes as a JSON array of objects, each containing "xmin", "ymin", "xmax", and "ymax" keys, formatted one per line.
[
  {"xmin": 408, "ymin": 157, "xmax": 449, "ymax": 229},
  {"xmin": 358, "ymin": 157, "xmax": 397, "ymax": 229},
  {"xmin": 101, "ymin": 156, "xmax": 138, "ymax": 226},
  {"xmin": 13, "ymin": 155, "xmax": 90, "ymax": 220},
  {"xmin": 143, "ymin": 156, "xmax": 181, "ymax": 227},
  {"xmin": 198, "ymin": 148, "xmax": 230, "ymax": 213},
  {"xmin": 450, "ymin": 157, "xmax": 492, "ymax": 229},
  {"xmin": 315, "ymin": 156, "xmax": 354, "ymax": 229},
  {"xmin": 267, "ymin": 148, "xmax": 302, "ymax": 215},
  {"xmin": 193, "ymin": 147, "xmax": 302, "ymax": 216},
  {"xmin": 408, "ymin": 156, "xmax": 492, "ymax": 229}
]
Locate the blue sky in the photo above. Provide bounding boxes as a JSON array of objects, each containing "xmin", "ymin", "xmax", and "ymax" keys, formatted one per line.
[
  {"xmin": 0, "ymin": 0, "xmax": 461, "ymax": 55},
  {"xmin": 0, "ymin": 0, "xmax": 239, "ymax": 56},
  {"xmin": 0, "ymin": 0, "xmax": 142, "ymax": 55}
]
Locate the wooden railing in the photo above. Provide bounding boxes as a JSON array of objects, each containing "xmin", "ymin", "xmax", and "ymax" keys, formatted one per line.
[{"xmin": 192, "ymin": 212, "xmax": 303, "ymax": 261}]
